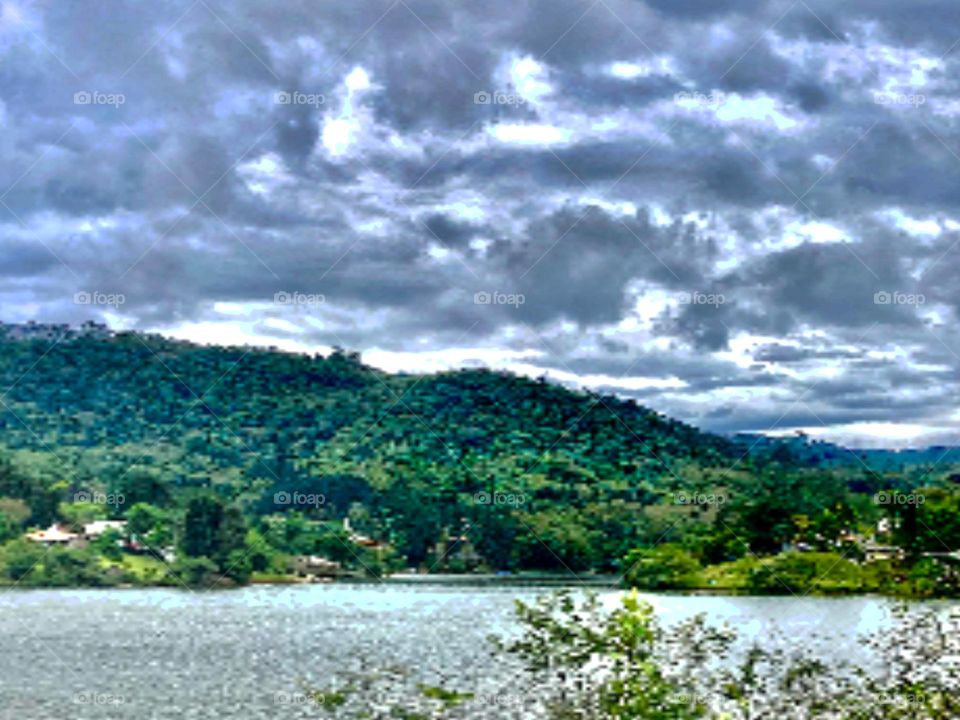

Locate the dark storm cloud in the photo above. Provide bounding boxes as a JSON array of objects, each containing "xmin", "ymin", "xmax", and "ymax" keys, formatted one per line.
[
  {"xmin": 488, "ymin": 205, "xmax": 720, "ymax": 327},
  {"xmin": 753, "ymin": 343, "xmax": 863, "ymax": 364},
  {"xmin": 0, "ymin": 240, "xmax": 61, "ymax": 277},
  {"xmin": 3, "ymin": 0, "xmax": 960, "ymax": 441},
  {"xmin": 641, "ymin": 0, "xmax": 765, "ymax": 19},
  {"xmin": 421, "ymin": 214, "xmax": 484, "ymax": 249}
]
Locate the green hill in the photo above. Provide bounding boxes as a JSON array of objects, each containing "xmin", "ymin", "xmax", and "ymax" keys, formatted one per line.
[
  {"xmin": 2, "ymin": 323, "xmax": 955, "ymax": 590},
  {"xmin": 0, "ymin": 324, "xmax": 743, "ymax": 570}
]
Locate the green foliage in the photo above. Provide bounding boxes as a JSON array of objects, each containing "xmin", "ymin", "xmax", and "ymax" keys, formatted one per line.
[
  {"xmin": 91, "ymin": 529, "xmax": 124, "ymax": 561},
  {"xmin": 0, "ymin": 538, "xmax": 43, "ymax": 582},
  {"xmin": 165, "ymin": 556, "xmax": 221, "ymax": 587},
  {"xmin": 416, "ymin": 684, "xmax": 474, "ymax": 708},
  {"xmin": 0, "ymin": 452, "xmax": 62, "ymax": 527},
  {"xmin": 0, "ymin": 332, "xmax": 740, "ymax": 576},
  {"xmin": 503, "ymin": 591, "xmax": 960, "ymax": 719},
  {"xmin": 58, "ymin": 501, "xmax": 107, "ymax": 529},
  {"xmin": 501, "ymin": 591, "xmax": 718, "ymax": 718},
  {"xmin": 0, "ymin": 497, "xmax": 29, "ymax": 543},
  {"xmin": 748, "ymin": 552, "xmax": 865, "ymax": 595},
  {"xmin": 623, "ymin": 545, "xmax": 703, "ymax": 591},
  {"xmin": 178, "ymin": 494, "xmax": 249, "ymax": 583},
  {"xmin": 1, "ymin": 330, "xmax": 960, "ymax": 589},
  {"xmin": 0, "ymin": 540, "xmax": 123, "ymax": 587},
  {"xmin": 126, "ymin": 502, "xmax": 172, "ymax": 548},
  {"xmin": 36, "ymin": 546, "xmax": 120, "ymax": 587},
  {"xmin": 907, "ymin": 557, "xmax": 960, "ymax": 598},
  {"xmin": 890, "ymin": 488, "xmax": 960, "ymax": 556}
]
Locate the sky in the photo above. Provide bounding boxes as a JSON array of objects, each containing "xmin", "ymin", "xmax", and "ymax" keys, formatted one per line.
[{"xmin": 1, "ymin": 0, "xmax": 959, "ymax": 447}]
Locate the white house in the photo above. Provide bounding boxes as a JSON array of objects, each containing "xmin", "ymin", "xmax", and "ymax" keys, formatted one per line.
[
  {"xmin": 83, "ymin": 520, "xmax": 127, "ymax": 539},
  {"xmin": 25, "ymin": 525, "xmax": 79, "ymax": 545}
]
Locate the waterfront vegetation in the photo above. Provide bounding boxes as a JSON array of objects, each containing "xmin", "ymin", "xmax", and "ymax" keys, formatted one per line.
[
  {"xmin": 495, "ymin": 591, "xmax": 960, "ymax": 719},
  {"xmin": 193, "ymin": 590, "xmax": 959, "ymax": 719},
  {"xmin": 0, "ymin": 329, "xmax": 960, "ymax": 595}
]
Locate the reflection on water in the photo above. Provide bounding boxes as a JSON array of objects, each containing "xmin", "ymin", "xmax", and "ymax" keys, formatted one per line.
[{"xmin": 0, "ymin": 583, "xmax": 948, "ymax": 719}]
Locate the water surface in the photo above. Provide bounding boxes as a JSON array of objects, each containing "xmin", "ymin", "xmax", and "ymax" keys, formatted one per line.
[{"xmin": 0, "ymin": 583, "xmax": 943, "ymax": 719}]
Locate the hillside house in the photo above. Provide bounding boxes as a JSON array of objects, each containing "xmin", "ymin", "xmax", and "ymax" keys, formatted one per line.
[
  {"xmin": 343, "ymin": 517, "xmax": 384, "ymax": 548},
  {"xmin": 25, "ymin": 525, "xmax": 79, "ymax": 546},
  {"xmin": 83, "ymin": 520, "xmax": 127, "ymax": 539}
]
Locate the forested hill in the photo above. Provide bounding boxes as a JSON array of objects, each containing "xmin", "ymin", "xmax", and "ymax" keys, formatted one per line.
[
  {"xmin": 0, "ymin": 323, "xmax": 750, "ymax": 570},
  {"xmin": 0, "ymin": 324, "xmax": 737, "ymax": 471}
]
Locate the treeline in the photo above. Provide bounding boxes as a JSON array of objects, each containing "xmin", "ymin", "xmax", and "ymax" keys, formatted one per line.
[{"xmin": 0, "ymin": 329, "xmax": 958, "ymax": 589}]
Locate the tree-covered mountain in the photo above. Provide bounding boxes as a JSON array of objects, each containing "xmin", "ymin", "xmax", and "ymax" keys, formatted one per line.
[
  {"xmin": 0, "ymin": 323, "xmax": 736, "ymax": 468},
  {"xmin": 0, "ymin": 323, "xmax": 741, "ymax": 569},
  {"xmin": 1, "ymin": 323, "xmax": 959, "ymax": 590}
]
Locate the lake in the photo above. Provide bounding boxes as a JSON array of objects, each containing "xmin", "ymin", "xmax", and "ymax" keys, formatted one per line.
[{"xmin": 0, "ymin": 581, "xmax": 949, "ymax": 719}]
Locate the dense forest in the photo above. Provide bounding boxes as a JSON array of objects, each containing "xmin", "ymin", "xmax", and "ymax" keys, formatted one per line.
[{"xmin": 0, "ymin": 323, "xmax": 959, "ymax": 593}]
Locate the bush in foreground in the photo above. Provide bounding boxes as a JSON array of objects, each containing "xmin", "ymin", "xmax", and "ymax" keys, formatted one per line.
[{"xmin": 500, "ymin": 590, "xmax": 960, "ymax": 719}]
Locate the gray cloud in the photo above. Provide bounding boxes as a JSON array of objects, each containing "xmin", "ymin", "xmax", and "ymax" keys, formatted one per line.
[{"xmin": 3, "ymin": 0, "xmax": 960, "ymax": 444}]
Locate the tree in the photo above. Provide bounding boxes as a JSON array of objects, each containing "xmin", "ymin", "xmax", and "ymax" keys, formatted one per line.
[
  {"xmin": 181, "ymin": 494, "xmax": 227, "ymax": 558},
  {"xmin": 166, "ymin": 556, "xmax": 220, "ymax": 587},
  {"xmin": 500, "ymin": 591, "xmax": 960, "ymax": 719},
  {"xmin": 110, "ymin": 468, "xmax": 170, "ymax": 508},
  {"xmin": 0, "ymin": 498, "xmax": 30, "ymax": 543},
  {"xmin": 0, "ymin": 538, "xmax": 43, "ymax": 581},
  {"xmin": 0, "ymin": 452, "xmax": 62, "ymax": 527},
  {"xmin": 501, "ymin": 591, "xmax": 712, "ymax": 719},
  {"xmin": 748, "ymin": 552, "xmax": 864, "ymax": 595},
  {"xmin": 623, "ymin": 545, "xmax": 702, "ymax": 590},
  {"xmin": 179, "ymin": 494, "xmax": 248, "ymax": 582},
  {"xmin": 126, "ymin": 503, "xmax": 172, "ymax": 549}
]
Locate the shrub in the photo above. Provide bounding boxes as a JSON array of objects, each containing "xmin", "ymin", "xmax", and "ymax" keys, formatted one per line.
[
  {"xmin": 748, "ymin": 552, "xmax": 863, "ymax": 595},
  {"xmin": 623, "ymin": 545, "xmax": 703, "ymax": 590}
]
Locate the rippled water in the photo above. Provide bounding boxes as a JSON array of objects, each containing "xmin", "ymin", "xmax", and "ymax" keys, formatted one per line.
[{"xmin": 0, "ymin": 583, "xmax": 944, "ymax": 719}]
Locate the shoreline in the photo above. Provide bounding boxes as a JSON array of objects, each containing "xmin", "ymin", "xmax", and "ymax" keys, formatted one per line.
[{"xmin": 0, "ymin": 573, "xmax": 950, "ymax": 600}]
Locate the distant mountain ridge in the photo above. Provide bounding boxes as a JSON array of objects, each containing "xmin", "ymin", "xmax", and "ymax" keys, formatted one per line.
[{"xmin": 733, "ymin": 432, "xmax": 960, "ymax": 471}]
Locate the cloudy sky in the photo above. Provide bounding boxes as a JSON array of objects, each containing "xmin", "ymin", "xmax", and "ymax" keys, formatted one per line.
[{"xmin": 2, "ymin": 0, "xmax": 960, "ymax": 446}]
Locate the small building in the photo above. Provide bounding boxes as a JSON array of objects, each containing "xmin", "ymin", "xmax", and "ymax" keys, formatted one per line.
[
  {"xmin": 343, "ymin": 517, "xmax": 383, "ymax": 548},
  {"xmin": 863, "ymin": 542, "xmax": 903, "ymax": 563},
  {"xmin": 291, "ymin": 555, "xmax": 341, "ymax": 579},
  {"xmin": 83, "ymin": 520, "xmax": 127, "ymax": 539},
  {"xmin": 25, "ymin": 525, "xmax": 79, "ymax": 545}
]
